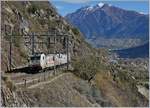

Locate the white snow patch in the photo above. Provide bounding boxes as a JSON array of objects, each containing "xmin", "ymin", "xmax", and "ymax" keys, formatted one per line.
[
  {"xmin": 139, "ymin": 12, "xmax": 147, "ymax": 15},
  {"xmin": 108, "ymin": 4, "xmax": 112, "ymax": 6},
  {"xmin": 86, "ymin": 6, "xmax": 93, "ymax": 11},
  {"xmin": 98, "ymin": 2, "xmax": 104, "ymax": 8}
]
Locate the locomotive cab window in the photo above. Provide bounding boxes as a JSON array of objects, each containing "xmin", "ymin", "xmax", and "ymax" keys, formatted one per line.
[
  {"xmin": 53, "ymin": 56, "xmax": 55, "ymax": 60},
  {"xmin": 30, "ymin": 56, "xmax": 40, "ymax": 60}
]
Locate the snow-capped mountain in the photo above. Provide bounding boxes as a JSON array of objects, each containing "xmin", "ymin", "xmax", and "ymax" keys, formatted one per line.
[{"xmin": 65, "ymin": 2, "xmax": 149, "ymax": 48}]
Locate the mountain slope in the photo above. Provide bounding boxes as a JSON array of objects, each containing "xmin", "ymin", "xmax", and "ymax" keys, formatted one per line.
[
  {"xmin": 1, "ymin": 1, "xmax": 95, "ymax": 71},
  {"xmin": 114, "ymin": 42, "xmax": 149, "ymax": 58},
  {"xmin": 65, "ymin": 2, "xmax": 149, "ymax": 48},
  {"xmin": 1, "ymin": 1, "xmax": 98, "ymax": 107}
]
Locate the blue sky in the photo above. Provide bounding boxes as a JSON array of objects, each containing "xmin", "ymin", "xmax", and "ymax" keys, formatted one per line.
[{"xmin": 50, "ymin": 0, "xmax": 149, "ymax": 16}]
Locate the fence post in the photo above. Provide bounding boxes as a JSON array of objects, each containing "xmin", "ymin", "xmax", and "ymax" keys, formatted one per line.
[
  {"xmin": 54, "ymin": 29, "xmax": 56, "ymax": 75},
  {"xmin": 67, "ymin": 35, "xmax": 69, "ymax": 70},
  {"xmin": 31, "ymin": 32, "xmax": 35, "ymax": 55},
  {"xmin": 23, "ymin": 79, "xmax": 26, "ymax": 87}
]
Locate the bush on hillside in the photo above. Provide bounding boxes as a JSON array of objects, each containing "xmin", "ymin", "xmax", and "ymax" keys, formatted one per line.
[
  {"xmin": 72, "ymin": 27, "xmax": 80, "ymax": 35},
  {"xmin": 72, "ymin": 55, "xmax": 101, "ymax": 81},
  {"xmin": 27, "ymin": 4, "xmax": 38, "ymax": 14}
]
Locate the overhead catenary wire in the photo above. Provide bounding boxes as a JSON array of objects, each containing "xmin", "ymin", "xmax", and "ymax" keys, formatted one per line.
[{"xmin": 4, "ymin": 26, "xmax": 71, "ymax": 72}]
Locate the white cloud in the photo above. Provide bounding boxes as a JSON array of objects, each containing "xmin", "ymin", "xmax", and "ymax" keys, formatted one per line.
[{"xmin": 61, "ymin": 0, "xmax": 90, "ymax": 4}]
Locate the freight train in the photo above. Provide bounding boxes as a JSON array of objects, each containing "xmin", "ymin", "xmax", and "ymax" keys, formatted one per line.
[{"xmin": 28, "ymin": 53, "xmax": 69, "ymax": 70}]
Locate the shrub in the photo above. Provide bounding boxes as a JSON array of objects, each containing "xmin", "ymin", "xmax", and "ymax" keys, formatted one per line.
[
  {"xmin": 2, "ymin": 75, "xmax": 8, "ymax": 82},
  {"xmin": 72, "ymin": 27, "xmax": 80, "ymax": 35},
  {"xmin": 72, "ymin": 55, "xmax": 101, "ymax": 81},
  {"xmin": 48, "ymin": 20, "xmax": 58, "ymax": 28},
  {"xmin": 27, "ymin": 4, "xmax": 38, "ymax": 14},
  {"xmin": 12, "ymin": 32, "xmax": 21, "ymax": 48},
  {"xmin": 6, "ymin": 80, "xmax": 16, "ymax": 91}
]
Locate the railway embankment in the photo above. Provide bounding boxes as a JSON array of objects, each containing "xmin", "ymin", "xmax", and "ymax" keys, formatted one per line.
[{"xmin": 2, "ymin": 72, "xmax": 107, "ymax": 107}]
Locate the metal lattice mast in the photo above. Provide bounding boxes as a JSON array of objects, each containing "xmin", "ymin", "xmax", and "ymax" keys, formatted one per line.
[
  {"xmin": 31, "ymin": 32, "xmax": 35, "ymax": 55},
  {"xmin": 67, "ymin": 35, "xmax": 69, "ymax": 70},
  {"xmin": 54, "ymin": 29, "xmax": 56, "ymax": 74},
  {"xmin": 9, "ymin": 28, "xmax": 13, "ymax": 71}
]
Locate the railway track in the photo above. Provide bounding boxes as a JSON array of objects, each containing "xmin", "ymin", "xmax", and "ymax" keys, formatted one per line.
[
  {"xmin": 6, "ymin": 64, "xmax": 68, "ymax": 88},
  {"xmin": 17, "ymin": 71, "xmax": 65, "ymax": 89},
  {"xmin": 6, "ymin": 64, "xmax": 67, "ymax": 87},
  {"xmin": 11, "ymin": 70, "xmax": 53, "ymax": 83}
]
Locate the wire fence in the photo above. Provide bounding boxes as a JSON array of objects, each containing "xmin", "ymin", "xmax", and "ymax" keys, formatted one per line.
[{"xmin": 16, "ymin": 67, "xmax": 66, "ymax": 88}]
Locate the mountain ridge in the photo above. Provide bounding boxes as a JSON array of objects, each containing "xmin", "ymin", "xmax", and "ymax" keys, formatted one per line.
[{"xmin": 65, "ymin": 2, "xmax": 149, "ymax": 48}]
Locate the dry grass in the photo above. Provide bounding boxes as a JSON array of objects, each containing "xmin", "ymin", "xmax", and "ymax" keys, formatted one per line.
[
  {"xmin": 20, "ymin": 73, "xmax": 94, "ymax": 107},
  {"xmin": 95, "ymin": 69, "xmax": 149, "ymax": 107},
  {"xmin": 95, "ymin": 72, "xmax": 127, "ymax": 107}
]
